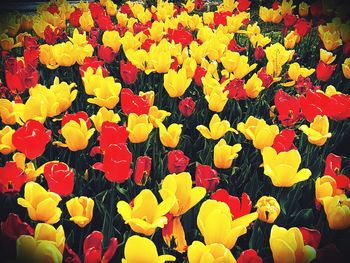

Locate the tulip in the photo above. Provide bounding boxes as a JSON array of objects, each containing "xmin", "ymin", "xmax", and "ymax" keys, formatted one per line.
[
  {"xmin": 284, "ymin": 31, "xmax": 300, "ymax": 49},
  {"xmin": 79, "ymin": 11, "xmax": 94, "ymax": 32},
  {"xmin": 164, "ymin": 68, "xmax": 192, "ymax": 98},
  {"xmin": 44, "ymin": 162, "xmax": 74, "ymax": 197},
  {"xmin": 320, "ymin": 48, "xmax": 336, "ymax": 64},
  {"xmin": 121, "ymin": 88, "xmax": 150, "ymax": 116},
  {"xmin": 322, "ymin": 195, "xmax": 350, "ymax": 230},
  {"xmin": 283, "ymin": 63, "xmax": 315, "ymax": 86},
  {"xmin": 53, "ymin": 119, "xmax": 95, "ymax": 151},
  {"xmin": 122, "ymin": 235, "xmax": 175, "ymax": 262},
  {"xmin": 87, "ymin": 78, "xmax": 122, "ymax": 109},
  {"xmin": 117, "ymin": 189, "xmax": 176, "ymax": 236},
  {"xmin": 0, "ymin": 99, "xmax": 17, "ymax": 125},
  {"xmin": 162, "ymin": 214, "xmax": 187, "ymax": 253},
  {"xmin": 0, "ymin": 126, "xmax": 15, "ymax": 155},
  {"xmin": 98, "ymin": 122, "xmax": 129, "ymax": 153},
  {"xmin": 274, "ymin": 89, "xmax": 301, "ymax": 127},
  {"xmin": 273, "ymin": 129, "xmax": 297, "ymax": 153},
  {"xmin": 1, "ymin": 213, "xmax": 34, "ymax": 241},
  {"xmin": 197, "ymin": 199, "xmax": 258, "ymax": 249},
  {"xmin": 148, "ymin": 106, "xmax": 171, "ymax": 128},
  {"xmin": 324, "ymin": 153, "xmax": 350, "ymax": 190},
  {"xmin": 294, "ymin": 18, "xmax": 312, "ymax": 38},
  {"xmin": 178, "ymin": 97, "xmax": 196, "ymax": 117},
  {"xmin": 188, "ymin": 241, "xmax": 236, "ymax": 263},
  {"xmin": 299, "ymin": 2, "xmax": 309, "ymax": 17},
  {"xmin": 259, "ymin": 7, "xmax": 282, "ymax": 23},
  {"xmin": 62, "ymin": 111, "xmax": 92, "ymax": 128},
  {"xmin": 157, "ymin": 121, "xmax": 183, "ymax": 148},
  {"xmin": 0, "ymin": 162, "xmax": 26, "ymax": 193},
  {"xmin": 244, "ymin": 73, "xmax": 264, "ymax": 99},
  {"xmin": 315, "ymin": 175, "xmax": 343, "ymax": 206},
  {"xmin": 316, "ymin": 61, "xmax": 336, "ymax": 82},
  {"xmin": 234, "ymin": 55, "xmax": 257, "ymax": 79},
  {"xmin": 261, "ymin": 147, "xmax": 312, "ymax": 187},
  {"xmin": 269, "ymin": 225, "xmax": 316, "ymax": 263},
  {"xmin": 265, "ymin": 43, "xmax": 294, "ymax": 77},
  {"xmin": 160, "ymin": 172, "xmax": 206, "ymax": 216},
  {"xmin": 237, "ymin": 116, "xmax": 279, "ymax": 150},
  {"xmin": 212, "ymin": 189, "xmax": 252, "ymax": 219},
  {"xmin": 134, "ymin": 156, "xmax": 152, "ymax": 186},
  {"xmin": 66, "ymin": 196, "xmax": 94, "ymax": 228},
  {"xmin": 84, "ymin": 231, "xmax": 118, "ymax": 263},
  {"xmin": 90, "ymin": 107, "xmax": 121, "ymax": 132},
  {"xmin": 221, "ymin": 50, "xmax": 240, "ymax": 72},
  {"xmin": 120, "ymin": 60, "xmax": 138, "ymax": 85},
  {"xmin": 237, "ymin": 249, "xmax": 263, "ymax": 263},
  {"xmin": 214, "ymin": 139, "xmax": 242, "ymax": 169},
  {"xmin": 102, "ymin": 30, "xmax": 121, "ymax": 52},
  {"xmin": 195, "ymin": 164, "xmax": 220, "ymax": 192},
  {"xmin": 98, "ymin": 45, "xmax": 116, "ymax": 63},
  {"xmin": 205, "ymin": 87, "xmax": 229, "ymax": 113},
  {"xmin": 12, "ymin": 120, "xmax": 51, "ymax": 160},
  {"xmin": 342, "ymin": 57, "xmax": 350, "ymax": 79},
  {"xmin": 34, "ymin": 223, "xmax": 65, "ymax": 253},
  {"xmin": 197, "ymin": 114, "xmax": 237, "ymax": 140},
  {"xmin": 17, "ymin": 182, "xmax": 62, "ymax": 224},
  {"xmin": 299, "ymin": 115, "xmax": 332, "ymax": 146},
  {"xmin": 167, "ymin": 150, "xmax": 190, "ymax": 174},
  {"xmin": 147, "ymin": 48, "xmax": 173, "ymax": 74},
  {"xmin": 255, "ymin": 196, "xmax": 281, "ymax": 223},
  {"xmin": 318, "ymin": 27, "xmax": 342, "ymax": 51},
  {"xmin": 225, "ymin": 78, "xmax": 248, "ymax": 100},
  {"xmin": 127, "ymin": 113, "xmax": 153, "ymax": 143}
]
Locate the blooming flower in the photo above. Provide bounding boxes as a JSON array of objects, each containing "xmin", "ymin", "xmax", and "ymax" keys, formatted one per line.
[
  {"xmin": 84, "ymin": 231, "xmax": 118, "ymax": 263},
  {"xmin": 188, "ymin": 241, "xmax": 236, "ymax": 263},
  {"xmin": 66, "ymin": 196, "xmax": 94, "ymax": 228},
  {"xmin": 299, "ymin": 115, "xmax": 332, "ymax": 146},
  {"xmin": 44, "ymin": 162, "xmax": 74, "ymax": 197},
  {"xmin": 255, "ymin": 196, "xmax": 281, "ymax": 223},
  {"xmin": 213, "ymin": 139, "xmax": 242, "ymax": 169},
  {"xmin": 197, "ymin": 114, "xmax": 237, "ymax": 140}
]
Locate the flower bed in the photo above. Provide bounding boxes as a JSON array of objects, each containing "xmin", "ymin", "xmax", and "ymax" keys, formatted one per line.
[{"xmin": 0, "ymin": 0, "xmax": 350, "ymax": 262}]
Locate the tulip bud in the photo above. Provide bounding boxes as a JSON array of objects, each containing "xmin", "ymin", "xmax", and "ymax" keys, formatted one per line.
[
  {"xmin": 195, "ymin": 164, "xmax": 219, "ymax": 192},
  {"xmin": 254, "ymin": 46, "xmax": 265, "ymax": 61},
  {"xmin": 178, "ymin": 97, "xmax": 196, "ymax": 117},
  {"xmin": 167, "ymin": 150, "xmax": 190, "ymax": 174},
  {"xmin": 134, "ymin": 156, "xmax": 152, "ymax": 186},
  {"xmin": 255, "ymin": 196, "xmax": 281, "ymax": 223}
]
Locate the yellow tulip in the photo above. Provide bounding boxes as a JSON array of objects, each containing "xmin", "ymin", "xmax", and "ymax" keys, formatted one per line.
[
  {"xmin": 320, "ymin": 48, "xmax": 336, "ymax": 64},
  {"xmin": 342, "ymin": 57, "xmax": 350, "ymax": 79},
  {"xmin": 315, "ymin": 175, "xmax": 343, "ymax": 204},
  {"xmin": 190, "ymin": 42, "xmax": 208, "ymax": 64},
  {"xmin": 34, "ymin": 223, "xmax": 65, "ymax": 253},
  {"xmin": 197, "ymin": 200, "xmax": 257, "ymax": 249},
  {"xmin": 259, "ymin": 7, "xmax": 282, "ymax": 23},
  {"xmin": 139, "ymin": 90, "xmax": 155, "ymax": 106},
  {"xmin": 162, "ymin": 216, "xmax": 187, "ymax": 253},
  {"xmin": 282, "ymin": 63, "xmax": 315, "ymax": 87},
  {"xmin": 207, "ymin": 38, "xmax": 226, "ymax": 61},
  {"xmin": 266, "ymin": 43, "xmax": 294, "ymax": 77},
  {"xmin": 299, "ymin": 2, "xmax": 309, "ymax": 17},
  {"xmin": 106, "ymin": 0, "xmax": 117, "ymax": 16},
  {"xmin": 90, "ymin": 107, "xmax": 120, "ymax": 132},
  {"xmin": 299, "ymin": 115, "xmax": 332, "ymax": 146},
  {"xmin": 197, "ymin": 114, "xmax": 238, "ymax": 140},
  {"xmin": 255, "ymin": 196, "xmax": 281, "ymax": 223},
  {"xmin": 203, "ymin": 12, "xmax": 214, "ymax": 25},
  {"xmin": 318, "ymin": 26, "xmax": 342, "ymax": 51},
  {"xmin": 245, "ymin": 73, "xmax": 264, "ymax": 98},
  {"xmin": 234, "ymin": 56, "xmax": 257, "ymax": 79},
  {"xmin": 201, "ymin": 73, "xmax": 223, "ymax": 96},
  {"xmin": 182, "ymin": 57, "xmax": 197, "ymax": 79},
  {"xmin": 14, "ymin": 94, "xmax": 48, "ymax": 124},
  {"xmin": 157, "ymin": 121, "xmax": 183, "ymax": 148},
  {"xmin": 214, "ymin": 139, "xmax": 242, "ymax": 169},
  {"xmin": 147, "ymin": 47, "xmax": 173, "ymax": 74},
  {"xmin": 323, "ymin": 194, "xmax": 350, "ymax": 230},
  {"xmin": 17, "ymin": 237, "xmax": 63, "ymax": 263},
  {"xmin": 0, "ymin": 33, "xmax": 15, "ymax": 51},
  {"xmin": 0, "ymin": 126, "xmax": 16, "ymax": 155},
  {"xmin": 261, "ymin": 147, "xmax": 312, "ymax": 187},
  {"xmin": 0, "ymin": 99, "xmax": 17, "ymax": 125},
  {"xmin": 205, "ymin": 87, "xmax": 229, "ymax": 113},
  {"xmin": 79, "ymin": 11, "xmax": 94, "ymax": 32},
  {"xmin": 237, "ymin": 116, "xmax": 279, "ymax": 150},
  {"xmin": 66, "ymin": 196, "xmax": 94, "ymax": 228},
  {"xmin": 250, "ymin": 34, "xmax": 271, "ymax": 48},
  {"xmin": 28, "ymin": 84, "xmax": 59, "ymax": 117},
  {"xmin": 117, "ymin": 189, "xmax": 176, "ymax": 236},
  {"xmin": 221, "ymin": 51, "xmax": 240, "ymax": 73},
  {"xmin": 188, "ymin": 241, "xmax": 236, "ymax": 263},
  {"xmin": 269, "ymin": 225, "xmax": 316, "ymax": 263},
  {"xmin": 324, "ymin": 85, "xmax": 341, "ymax": 97},
  {"xmin": 148, "ymin": 106, "xmax": 171, "ymax": 128},
  {"xmin": 52, "ymin": 42, "xmax": 76, "ymax": 67},
  {"xmin": 149, "ymin": 20, "xmax": 164, "ymax": 42},
  {"xmin": 284, "ymin": 31, "xmax": 300, "ymax": 49},
  {"xmin": 17, "ymin": 182, "xmax": 62, "ymax": 224},
  {"xmin": 53, "ymin": 119, "xmax": 95, "ymax": 151},
  {"xmin": 164, "ymin": 68, "xmax": 192, "ymax": 98},
  {"xmin": 122, "ymin": 235, "xmax": 175, "ymax": 263},
  {"xmin": 279, "ymin": 0, "xmax": 295, "ymax": 16},
  {"xmin": 121, "ymin": 31, "xmax": 142, "ymax": 51},
  {"xmin": 227, "ymin": 12, "xmax": 250, "ymax": 33},
  {"xmin": 50, "ymin": 77, "xmax": 77, "ymax": 114},
  {"xmin": 102, "ymin": 30, "xmax": 121, "ymax": 52},
  {"xmin": 127, "ymin": 113, "xmax": 153, "ymax": 143},
  {"xmin": 117, "ymin": 12, "xmax": 128, "ymax": 27},
  {"xmin": 39, "ymin": 44, "xmax": 58, "ymax": 69},
  {"xmin": 159, "ymin": 172, "xmax": 206, "ymax": 217}
]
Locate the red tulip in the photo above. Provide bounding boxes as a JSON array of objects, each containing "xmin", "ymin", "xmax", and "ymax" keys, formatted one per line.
[
  {"xmin": 272, "ymin": 1, "xmax": 280, "ymax": 10},
  {"xmin": 62, "ymin": 111, "xmax": 92, "ymax": 129},
  {"xmin": 195, "ymin": 164, "xmax": 220, "ymax": 192},
  {"xmin": 44, "ymin": 162, "xmax": 74, "ymax": 197},
  {"xmin": 224, "ymin": 78, "xmax": 248, "ymax": 100},
  {"xmin": 120, "ymin": 88, "xmax": 150, "ymax": 115},
  {"xmin": 1, "ymin": 213, "xmax": 34, "ymax": 240},
  {"xmin": 97, "ymin": 14, "xmax": 114, "ymax": 31},
  {"xmin": 178, "ymin": 97, "xmax": 196, "ymax": 117},
  {"xmin": 284, "ymin": 14, "xmax": 297, "ymax": 28},
  {"xmin": 134, "ymin": 156, "xmax": 152, "ymax": 186},
  {"xmin": 47, "ymin": 3, "xmax": 59, "ymax": 14},
  {"xmin": 0, "ymin": 162, "xmax": 26, "ymax": 193},
  {"xmin": 12, "ymin": 120, "xmax": 51, "ymax": 160},
  {"xmin": 79, "ymin": 57, "xmax": 109, "ymax": 77},
  {"xmin": 64, "ymin": 244, "xmax": 81, "ymax": 263},
  {"xmin": 257, "ymin": 68, "xmax": 273, "ymax": 88},
  {"xmin": 195, "ymin": 0, "xmax": 203, "ymax": 10},
  {"xmin": 69, "ymin": 8, "xmax": 83, "ymax": 27},
  {"xmin": 211, "ymin": 189, "xmax": 252, "ymax": 219},
  {"xmin": 237, "ymin": 249, "xmax": 263, "ymax": 263},
  {"xmin": 141, "ymin": 39, "xmax": 155, "ymax": 52},
  {"xmin": 254, "ymin": 46, "xmax": 265, "ymax": 61},
  {"xmin": 299, "ymin": 90, "xmax": 330, "ymax": 122},
  {"xmin": 274, "ymin": 89, "xmax": 301, "ymax": 127},
  {"xmin": 273, "ymin": 129, "xmax": 297, "ymax": 153},
  {"xmin": 167, "ymin": 150, "xmax": 190, "ymax": 174},
  {"xmin": 213, "ymin": 11, "xmax": 232, "ymax": 26},
  {"xmin": 44, "ymin": 25, "xmax": 60, "ymax": 45},
  {"xmin": 295, "ymin": 76, "xmax": 319, "ymax": 95},
  {"xmin": 88, "ymin": 2, "xmax": 104, "ymax": 19},
  {"xmin": 84, "ymin": 231, "xmax": 118, "ymax": 263},
  {"xmin": 228, "ymin": 38, "xmax": 246, "ymax": 53},
  {"xmin": 94, "ymin": 144, "xmax": 133, "ymax": 183},
  {"xmin": 328, "ymin": 94, "xmax": 350, "ymax": 121},
  {"xmin": 237, "ymin": 0, "xmax": 251, "ymax": 12},
  {"xmin": 316, "ymin": 61, "xmax": 336, "ymax": 82},
  {"xmin": 299, "ymin": 227, "xmax": 321, "ymax": 249},
  {"xmin": 120, "ymin": 4, "xmax": 133, "ymax": 16},
  {"xmin": 98, "ymin": 122, "xmax": 129, "ymax": 152},
  {"xmin": 98, "ymin": 45, "xmax": 116, "ymax": 64},
  {"xmin": 324, "ymin": 153, "xmax": 350, "ymax": 190},
  {"xmin": 193, "ymin": 66, "xmax": 207, "ymax": 86},
  {"xmin": 120, "ymin": 60, "xmax": 138, "ymax": 85},
  {"xmin": 294, "ymin": 18, "xmax": 312, "ymax": 38},
  {"xmin": 168, "ymin": 28, "xmax": 193, "ymax": 48}
]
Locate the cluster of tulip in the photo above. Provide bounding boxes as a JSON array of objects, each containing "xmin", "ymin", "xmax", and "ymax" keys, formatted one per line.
[{"xmin": 0, "ymin": 0, "xmax": 349, "ymax": 262}]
